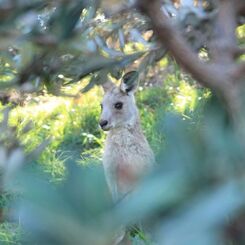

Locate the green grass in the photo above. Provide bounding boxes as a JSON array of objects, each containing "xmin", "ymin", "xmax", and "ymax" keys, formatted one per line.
[
  {"xmin": 8, "ymin": 89, "xmax": 104, "ymax": 180},
  {"xmin": 0, "ymin": 223, "xmax": 22, "ymax": 245}
]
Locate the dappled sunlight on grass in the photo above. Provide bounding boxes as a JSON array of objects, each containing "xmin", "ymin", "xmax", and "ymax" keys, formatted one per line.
[
  {"xmin": 8, "ymin": 88, "xmax": 103, "ymax": 180},
  {"xmin": 237, "ymin": 24, "xmax": 245, "ymax": 61},
  {"xmin": 10, "ymin": 96, "xmax": 72, "ymax": 149},
  {"xmin": 172, "ymin": 80, "xmax": 197, "ymax": 114},
  {"xmin": 237, "ymin": 24, "xmax": 245, "ymax": 41}
]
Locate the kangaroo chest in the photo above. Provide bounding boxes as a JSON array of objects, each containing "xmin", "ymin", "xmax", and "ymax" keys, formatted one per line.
[
  {"xmin": 104, "ymin": 129, "xmax": 151, "ymax": 163},
  {"xmin": 103, "ymin": 128, "xmax": 154, "ymax": 197}
]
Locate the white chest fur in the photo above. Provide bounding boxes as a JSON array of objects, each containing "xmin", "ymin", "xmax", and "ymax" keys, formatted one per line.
[{"xmin": 103, "ymin": 126, "xmax": 154, "ymax": 200}]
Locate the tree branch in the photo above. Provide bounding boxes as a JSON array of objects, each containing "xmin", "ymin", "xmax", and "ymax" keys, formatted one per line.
[
  {"xmin": 136, "ymin": 0, "xmax": 244, "ymax": 123},
  {"xmin": 234, "ymin": 48, "xmax": 245, "ymax": 59},
  {"xmin": 232, "ymin": 63, "xmax": 245, "ymax": 81},
  {"xmin": 136, "ymin": 0, "xmax": 225, "ymax": 92},
  {"xmin": 235, "ymin": 0, "xmax": 245, "ymax": 15},
  {"xmin": 210, "ymin": 0, "xmax": 237, "ymax": 63}
]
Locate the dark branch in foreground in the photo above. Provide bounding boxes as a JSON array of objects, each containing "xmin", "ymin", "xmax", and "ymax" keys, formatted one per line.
[
  {"xmin": 136, "ymin": 0, "xmax": 221, "ymax": 91},
  {"xmin": 136, "ymin": 0, "xmax": 245, "ymax": 122}
]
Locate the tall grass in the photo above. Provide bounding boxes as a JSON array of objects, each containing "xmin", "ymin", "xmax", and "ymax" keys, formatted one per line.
[{"xmin": 8, "ymin": 88, "xmax": 103, "ymax": 180}]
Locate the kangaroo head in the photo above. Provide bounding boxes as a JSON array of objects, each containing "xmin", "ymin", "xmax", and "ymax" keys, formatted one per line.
[{"xmin": 99, "ymin": 71, "xmax": 139, "ymax": 131}]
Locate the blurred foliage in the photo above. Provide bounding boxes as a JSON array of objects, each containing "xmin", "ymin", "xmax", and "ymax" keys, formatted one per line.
[
  {"xmin": 0, "ymin": 223, "xmax": 22, "ymax": 245},
  {"xmin": 0, "ymin": 0, "xmax": 244, "ymax": 245}
]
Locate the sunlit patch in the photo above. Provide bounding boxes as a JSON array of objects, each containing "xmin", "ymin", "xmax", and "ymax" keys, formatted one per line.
[
  {"xmin": 236, "ymin": 25, "xmax": 245, "ymax": 40},
  {"xmin": 236, "ymin": 25, "xmax": 245, "ymax": 61},
  {"xmin": 172, "ymin": 80, "xmax": 197, "ymax": 114},
  {"xmin": 58, "ymin": 74, "xmax": 64, "ymax": 79},
  {"xmin": 7, "ymin": 87, "xmax": 103, "ymax": 179}
]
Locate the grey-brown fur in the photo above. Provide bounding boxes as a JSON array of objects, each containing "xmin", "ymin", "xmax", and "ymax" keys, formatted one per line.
[{"xmin": 100, "ymin": 72, "xmax": 154, "ymax": 201}]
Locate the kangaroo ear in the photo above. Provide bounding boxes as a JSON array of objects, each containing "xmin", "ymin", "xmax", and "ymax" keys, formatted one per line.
[
  {"xmin": 120, "ymin": 71, "xmax": 139, "ymax": 94},
  {"xmin": 102, "ymin": 79, "xmax": 115, "ymax": 92}
]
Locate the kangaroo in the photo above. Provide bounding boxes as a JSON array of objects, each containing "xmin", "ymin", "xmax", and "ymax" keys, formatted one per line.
[{"xmin": 99, "ymin": 71, "xmax": 154, "ymax": 201}]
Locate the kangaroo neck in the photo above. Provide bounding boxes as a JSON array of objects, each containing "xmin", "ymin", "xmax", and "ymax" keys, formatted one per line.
[{"xmin": 108, "ymin": 117, "xmax": 143, "ymax": 137}]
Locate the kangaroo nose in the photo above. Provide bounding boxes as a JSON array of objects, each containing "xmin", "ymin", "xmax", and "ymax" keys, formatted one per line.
[{"xmin": 99, "ymin": 120, "xmax": 108, "ymax": 128}]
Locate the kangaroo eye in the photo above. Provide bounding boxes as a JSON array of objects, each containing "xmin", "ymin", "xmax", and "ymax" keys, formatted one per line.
[{"xmin": 114, "ymin": 102, "xmax": 123, "ymax": 110}]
